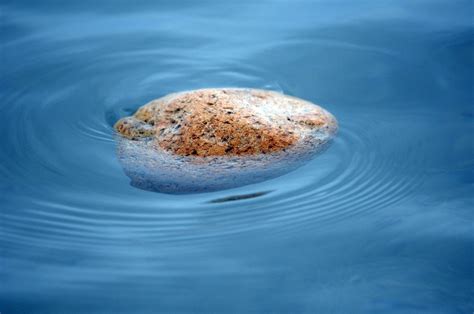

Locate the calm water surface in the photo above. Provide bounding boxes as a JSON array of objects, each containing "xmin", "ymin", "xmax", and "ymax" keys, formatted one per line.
[{"xmin": 1, "ymin": 1, "xmax": 473, "ymax": 313}]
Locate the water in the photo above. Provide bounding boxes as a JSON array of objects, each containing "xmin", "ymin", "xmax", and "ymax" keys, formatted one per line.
[{"xmin": 0, "ymin": 1, "xmax": 472, "ymax": 313}]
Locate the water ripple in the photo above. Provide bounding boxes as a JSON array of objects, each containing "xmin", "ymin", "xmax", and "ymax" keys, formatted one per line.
[
  {"xmin": 0, "ymin": 34, "xmax": 428, "ymax": 257},
  {"xmin": 1, "ymin": 103, "xmax": 426, "ymax": 252}
]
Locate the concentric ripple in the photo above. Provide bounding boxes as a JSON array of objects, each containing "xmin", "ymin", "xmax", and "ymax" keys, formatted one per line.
[
  {"xmin": 1, "ymin": 58, "xmax": 427, "ymax": 256},
  {"xmin": 0, "ymin": 5, "xmax": 431, "ymax": 274},
  {"xmin": 0, "ymin": 84, "xmax": 426, "ymax": 252},
  {"xmin": 1, "ymin": 2, "xmax": 473, "ymax": 313}
]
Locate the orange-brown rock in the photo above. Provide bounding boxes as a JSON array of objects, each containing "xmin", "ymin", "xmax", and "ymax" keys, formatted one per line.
[{"xmin": 114, "ymin": 88, "xmax": 337, "ymax": 157}]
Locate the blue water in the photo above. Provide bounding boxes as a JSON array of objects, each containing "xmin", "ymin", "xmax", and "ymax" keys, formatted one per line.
[{"xmin": 1, "ymin": 1, "xmax": 473, "ymax": 313}]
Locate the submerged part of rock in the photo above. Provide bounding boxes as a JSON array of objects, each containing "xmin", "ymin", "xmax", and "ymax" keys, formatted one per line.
[{"xmin": 114, "ymin": 88, "xmax": 338, "ymax": 194}]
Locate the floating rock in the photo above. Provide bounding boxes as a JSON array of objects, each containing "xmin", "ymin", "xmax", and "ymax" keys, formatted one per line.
[{"xmin": 114, "ymin": 88, "xmax": 337, "ymax": 194}]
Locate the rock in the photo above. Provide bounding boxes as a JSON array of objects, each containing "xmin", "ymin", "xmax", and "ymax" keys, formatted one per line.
[{"xmin": 114, "ymin": 88, "xmax": 337, "ymax": 194}]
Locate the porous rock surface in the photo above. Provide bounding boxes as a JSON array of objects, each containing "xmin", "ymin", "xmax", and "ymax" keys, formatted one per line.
[
  {"xmin": 115, "ymin": 88, "xmax": 337, "ymax": 157},
  {"xmin": 114, "ymin": 88, "xmax": 338, "ymax": 193}
]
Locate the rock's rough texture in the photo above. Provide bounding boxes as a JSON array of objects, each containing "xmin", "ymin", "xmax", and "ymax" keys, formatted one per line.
[{"xmin": 114, "ymin": 88, "xmax": 337, "ymax": 193}]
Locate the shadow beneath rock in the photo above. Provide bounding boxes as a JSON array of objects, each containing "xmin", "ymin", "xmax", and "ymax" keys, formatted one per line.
[{"xmin": 207, "ymin": 190, "xmax": 273, "ymax": 203}]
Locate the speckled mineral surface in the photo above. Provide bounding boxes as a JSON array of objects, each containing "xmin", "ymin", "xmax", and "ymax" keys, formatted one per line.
[{"xmin": 114, "ymin": 88, "xmax": 337, "ymax": 193}]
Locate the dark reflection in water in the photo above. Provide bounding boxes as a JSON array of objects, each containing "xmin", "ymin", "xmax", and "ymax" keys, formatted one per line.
[
  {"xmin": 208, "ymin": 191, "xmax": 273, "ymax": 203},
  {"xmin": 0, "ymin": 0, "xmax": 473, "ymax": 313}
]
